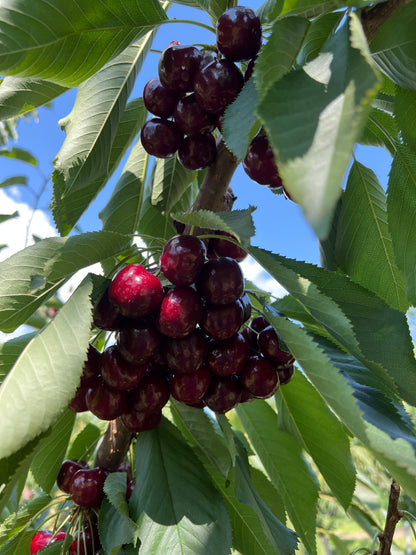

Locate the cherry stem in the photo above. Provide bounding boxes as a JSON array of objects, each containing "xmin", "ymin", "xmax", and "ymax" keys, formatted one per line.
[{"xmin": 160, "ymin": 18, "xmax": 216, "ymax": 34}]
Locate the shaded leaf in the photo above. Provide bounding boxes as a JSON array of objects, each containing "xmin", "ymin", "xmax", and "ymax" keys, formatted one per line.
[
  {"xmin": 67, "ymin": 423, "xmax": 102, "ymax": 462},
  {"xmin": 0, "ymin": 494, "xmax": 50, "ymax": 545},
  {"xmin": 0, "ymin": 147, "xmax": 37, "ymax": 166},
  {"xmin": 0, "ymin": 213, "xmax": 18, "ymax": 225},
  {"xmin": 394, "ymin": 87, "xmax": 416, "ymax": 151},
  {"xmin": 151, "ymin": 155, "xmax": 195, "ymax": 215},
  {"xmin": 99, "ymin": 497, "xmax": 138, "ymax": 555},
  {"xmin": 296, "ymin": 11, "xmax": 343, "ymax": 66},
  {"xmin": 0, "ymin": 176, "xmax": 27, "ymax": 188}
]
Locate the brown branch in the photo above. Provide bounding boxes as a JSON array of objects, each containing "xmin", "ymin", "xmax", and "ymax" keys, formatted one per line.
[
  {"xmin": 361, "ymin": 0, "xmax": 412, "ymax": 43},
  {"xmin": 374, "ymin": 480, "xmax": 403, "ymax": 555},
  {"xmin": 94, "ymin": 418, "xmax": 132, "ymax": 471}
]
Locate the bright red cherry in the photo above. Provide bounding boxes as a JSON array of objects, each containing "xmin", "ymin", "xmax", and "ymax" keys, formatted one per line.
[
  {"xmin": 203, "ymin": 375, "xmax": 242, "ymax": 413},
  {"xmin": 163, "ymin": 328, "xmax": 208, "ymax": 374},
  {"xmin": 157, "ymin": 286, "xmax": 203, "ymax": 338},
  {"xmin": 57, "ymin": 459, "xmax": 88, "ymax": 493},
  {"xmin": 70, "ymin": 467, "xmax": 109, "ymax": 508},
  {"xmin": 196, "ymin": 257, "xmax": 244, "ymax": 305},
  {"xmin": 207, "ymin": 332, "xmax": 249, "ymax": 376},
  {"xmin": 216, "ymin": 6, "xmax": 262, "ymax": 62},
  {"xmin": 170, "ymin": 366, "xmax": 211, "ymax": 404},
  {"xmin": 243, "ymin": 134, "xmax": 283, "ymax": 188},
  {"xmin": 158, "ymin": 44, "xmax": 203, "ymax": 92},
  {"xmin": 200, "ymin": 301, "xmax": 244, "ymax": 341},
  {"xmin": 194, "ymin": 59, "xmax": 244, "ymax": 114},
  {"xmin": 109, "ymin": 264, "xmax": 163, "ymax": 319},
  {"xmin": 101, "ymin": 345, "xmax": 147, "ymax": 391},
  {"xmin": 30, "ymin": 530, "xmax": 65, "ymax": 554},
  {"xmin": 240, "ymin": 355, "xmax": 279, "ymax": 398},
  {"xmin": 160, "ymin": 235, "xmax": 207, "ymax": 286}
]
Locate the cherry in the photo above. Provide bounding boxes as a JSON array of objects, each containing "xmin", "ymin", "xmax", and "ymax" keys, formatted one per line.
[
  {"xmin": 163, "ymin": 328, "xmax": 208, "ymax": 374},
  {"xmin": 194, "ymin": 59, "xmax": 244, "ymax": 114},
  {"xmin": 207, "ymin": 332, "xmax": 249, "ymax": 376},
  {"xmin": 169, "ymin": 366, "xmax": 211, "ymax": 404},
  {"xmin": 216, "ymin": 6, "xmax": 262, "ymax": 62},
  {"xmin": 200, "ymin": 301, "xmax": 244, "ymax": 341},
  {"xmin": 257, "ymin": 325, "xmax": 295, "ymax": 365},
  {"xmin": 81, "ymin": 344, "xmax": 102, "ymax": 383},
  {"xmin": 69, "ymin": 523, "xmax": 100, "ymax": 555},
  {"xmin": 93, "ymin": 287, "xmax": 123, "ymax": 331},
  {"xmin": 101, "ymin": 345, "xmax": 147, "ymax": 391},
  {"xmin": 158, "ymin": 44, "xmax": 203, "ymax": 92},
  {"xmin": 57, "ymin": 459, "xmax": 88, "ymax": 493},
  {"xmin": 30, "ymin": 530, "xmax": 65, "ymax": 554},
  {"xmin": 249, "ymin": 315, "xmax": 269, "ymax": 333},
  {"xmin": 243, "ymin": 134, "xmax": 283, "ymax": 188},
  {"xmin": 177, "ymin": 132, "xmax": 217, "ymax": 170},
  {"xmin": 143, "ymin": 77, "xmax": 180, "ymax": 118},
  {"xmin": 160, "ymin": 235, "xmax": 207, "ymax": 286},
  {"xmin": 140, "ymin": 118, "xmax": 182, "ymax": 158},
  {"xmin": 196, "ymin": 257, "xmax": 244, "ymax": 305},
  {"xmin": 68, "ymin": 380, "xmax": 91, "ymax": 413},
  {"xmin": 85, "ymin": 378, "xmax": 128, "ymax": 421},
  {"xmin": 117, "ymin": 319, "xmax": 161, "ymax": 364},
  {"xmin": 203, "ymin": 375, "xmax": 242, "ymax": 413},
  {"xmin": 210, "ymin": 231, "xmax": 247, "ymax": 262},
  {"xmin": 128, "ymin": 372, "xmax": 170, "ymax": 413},
  {"xmin": 157, "ymin": 286, "xmax": 203, "ymax": 338},
  {"xmin": 121, "ymin": 408, "xmax": 162, "ymax": 433},
  {"xmin": 70, "ymin": 467, "xmax": 109, "ymax": 508},
  {"xmin": 173, "ymin": 93, "xmax": 216, "ymax": 136},
  {"xmin": 240, "ymin": 326, "xmax": 257, "ymax": 351},
  {"xmin": 240, "ymin": 355, "xmax": 279, "ymax": 398},
  {"xmin": 238, "ymin": 293, "xmax": 252, "ymax": 323},
  {"xmin": 109, "ymin": 264, "xmax": 163, "ymax": 319},
  {"xmin": 277, "ymin": 364, "xmax": 295, "ymax": 385}
]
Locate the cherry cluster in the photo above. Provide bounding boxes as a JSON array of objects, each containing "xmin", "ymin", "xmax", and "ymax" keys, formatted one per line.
[{"xmin": 68, "ymin": 233, "xmax": 295, "ymax": 425}]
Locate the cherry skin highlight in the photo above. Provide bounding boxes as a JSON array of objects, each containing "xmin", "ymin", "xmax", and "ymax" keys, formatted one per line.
[
  {"xmin": 70, "ymin": 467, "xmax": 109, "ymax": 508},
  {"xmin": 158, "ymin": 44, "xmax": 203, "ymax": 93},
  {"xmin": 157, "ymin": 286, "xmax": 203, "ymax": 338}
]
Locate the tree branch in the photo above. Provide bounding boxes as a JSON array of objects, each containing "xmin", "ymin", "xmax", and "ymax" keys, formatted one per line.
[
  {"xmin": 361, "ymin": 0, "xmax": 412, "ymax": 43},
  {"xmin": 374, "ymin": 480, "xmax": 403, "ymax": 555},
  {"xmin": 94, "ymin": 417, "xmax": 133, "ymax": 471}
]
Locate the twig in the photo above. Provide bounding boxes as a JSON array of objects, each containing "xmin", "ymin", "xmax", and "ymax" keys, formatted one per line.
[
  {"xmin": 373, "ymin": 480, "xmax": 403, "ymax": 555},
  {"xmin": 94, "ymin": 418, "xmax": 133, "ymax": 471}
]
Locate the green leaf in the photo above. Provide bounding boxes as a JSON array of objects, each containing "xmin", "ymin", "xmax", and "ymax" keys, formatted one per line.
[
  {"xmin": 394, "ymin": 87, "xmax": 416, "ymax": 151},
  {"xmin": 236, "ymin": 401, "xmax": 319, "ymax": 554},
  {"xmin": 254, "ymin": 16, "xmax": 309, "ymax": 98},
  {"xmin": 0, "ymin": 77, "xmax": 68, "ymax": 120},
  {"xmin": 276, "ymin": 370, "xmax": 355, "ymax": 510},
  {"xmin": 52, "ymin": 32, "xmax": 154, "ymax": 235},
  {"xmin": 0, "ymin": 332, "xmax": 38, "ymax": 382},
  {"xmin": 248, "ymin": 467, "xmax": 286, "ymax": 524},
  {"xmin": 257, "ymin": 14, "xmax": 380, "ymax": 238},
  {"xmin": 370, "ymin": 1, "xmax": 416, "ymax": 90},
  {"xmin": 52, "ymin": 97, "xmax": 147, "ymax": 235},
  {"xmin": 296, "ymin": 11, "xmax": 343, "ymax": 66},
  {"xmin": 0, "ymin": 176, "xmax": 27, "ymax": 188},
  {"xmin": 334, "ymin": 160, "xmax": 408, "ymax": 311},
  {"xmin": 0, "ymin": 0, "xmax": 168, "ymax": 87},
  {"xmin": 248, "ymin": 245, "xmax": 416, "ymax": 407},
  {"xmin": 0, "ymin": 147, "xmax": 37, "ymax": 166},
  {"xmin": 151, "ymin": 155, "xmax": 195, "ymax": 215},
  {"xmin": 0, "ymin": 276, "xmax": 93, "ymax": 459},
  {"xmin": 269, "ymin": 0, "xmax": 342, "ymax": 18},
  {"xmin": 387, "ymin": 145, "xmax": 416, "ymax": 306},
  {"xmin": 30, "ymin": 409, "xmax": 75, "ymax": 493},
  {"xmin": 99, "ymin": 497, "xmax": 138, "ymax": 555},
  {"xmin": 0, "ymin": 231, "xmax": 130, "ymax": 332},
  {"xmin": 0, "ymin": 213, "xmax": 18, "ymax": 225},
  {"xmin": 169, "ymin": 0, "xmax": 227, "ymax": 24},
  {"xmin": 0, "ymin": 493, "xmax": 51, "ymax": 545},
  {"xmin": 67, "ymin": 423, "xmax": 102, "ymax": 462},
  {"xmin": 0, "ymin": 530, "xmax": 32, "ymax": 554},
  {"xmin": 359, "ymin": 108, "xmax": 399, "ymax": 155},
  {"xmin": 130, "ymin": 417, "xmax": 232, "ymax": 555},
  {"xmin": 222, "ymin": 78, "xmax": 259, "ymax": 161}
]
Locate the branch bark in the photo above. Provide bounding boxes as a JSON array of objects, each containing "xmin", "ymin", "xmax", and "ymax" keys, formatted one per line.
[{"xmin": 374, "ymin": 480, "xmax": 403, "ymax": 555}]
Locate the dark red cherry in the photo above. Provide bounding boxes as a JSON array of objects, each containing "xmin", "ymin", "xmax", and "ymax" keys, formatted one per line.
[
  {"xmin": 157, "ymin": 286, "xmax": 203, "ymax": 338},
  {"xmin": 173, "ymin": 93, "xmax": 216, "ymax": 136},
  {"xmin": 121, "ymin": 409, "xmax": 162, "ymax": 433},
  {"xmin": 140, "ymin": 118, "xmax": 182, "ymax": 158},
  {"xmin": 169, "ymin": 366, "xmax": 211, "ymax": 404},
  {"xmin": 196, "ymin": 257, "xmax": 244, "ymax": 305},
  {"xmin": 200, "ymin": 301, "xmax": 244, "ymax": 341},
  {"xmin": 69, "ymin": 523, "xmax": 100, "ymax": 555},
  {"xmin": 109, "ymin": 264, "xmax": 163, "ymax": 319},
  {"xmin": 257, "ymin": 325, "xmax": 295, "ymax": 365},
  {"xmin": 240, "ymin": 326, "xmax": 258, "ymax": 351},
  {"xmin": 210, "ymin": 231, "xmax": 247, "ymax": 262},
  {"xmin": 163, "ymin": 328, "xmax": 208, "ymax": 374},
  {"xmin": 68, "ymin": 380, "xmax": 91, "ymax": 413},
  {"xmin": 85, "ymin": 379, "xmax": 128, "ymax": 420},
  {"xmin": 238, "ymin": 292, "xmax": 252, "ymax": 323},
  {"xmin": 207, "ymin": 332, "xmax": 249, "ymax": 376},
  {"xmin": 158, "ymin": 44, "xmax": 203, "ymax": 92},
  {"xmin": 203, "ymin": 375, "xmax": 242, "ymax": 413},
  {"xmin": 243, "ymin": 134, "xmax": 283, "ymax": 188},
  {"xmin": 194, "ymin": 59, "xmax": 244, "ymax": 114},
  {"xmin": 240, "ymin": 355, "xmax": 279, "ymax": 398},
  {"xmin": 160, "ymin": 235, "xmax": 207, "ymax": 286},
  {"xmin": 129, "ymin": 372, "xmax": 170, "ymax": 413},
  {"xmin": 143, "ymin": 77, "xmax": 179, "ymax": 118},
  {"xmin": 81, "ymin": 344, "xmax": 102, "ymax": 384},
  {"xmin": 249, "ymin": 315, "xmax": 269, "ymax": 333},
  {"xmin": 216, "ymin": 6, "xmax": 262, "ymax": 62},
  {"xmin": 117, "ymin": 319, "xmax": 162, "ymax": 364},
  {"xmin": 177, "ymin": 132, "xmax": 217, "ymax": 170},
  {"xmin": 93, "ymin": 287, "xmax": 123, "ymax": 331},
  {"xmin": 101, "ymin": 345, "xmax": 147, "ymax": 391},
  {"xmin": 277, "ymin": 364, "xmax": 295, "ymax": 385},
  {"xmin": 70, "ymin": 467, "xmax": 109, "ymax": 508},
  {"xmin": 57, "ymin": 459, "xmax": 88, "ymax": 494}
]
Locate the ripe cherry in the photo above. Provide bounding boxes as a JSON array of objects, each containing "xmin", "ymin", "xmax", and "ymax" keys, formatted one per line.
[
  {"xmin": 196, "ymin": 257, "xmax": 244, "ymax": 305},
  {"xmin": 85, "ymin": 379, "xmax": 128, "ymax": 421},
  {"xmin": 243, "ymin": 134, "xmax": 283, "ymax": 188},
  {"xmin": 207, "ymin": 332, "xmax": 249, "ymax": 376},
  {"xmin": 249, "ymin": 315, "xmax": 269, "ymax": 333},
  {"xmin": 216, "ymin": 6, "xmax": 262, "ymax": 62},
  {"xmin": 200, "ymin": 301, "xmax": 244, "ymax": 341},
  {"xmin": 158, "ymin": 44, "xmax": 203, "ymax": 92},
  {"xmin": 163, "ymin": 328, "xmax": 208, "ymax": 374},
  {"xmin": 140, "ymin": 118, "xmax": 182, "ymax": 158},
  {"xmin": 70, "ymin": 467, "xmax": 109, "ymax": 508},
  {"xmin": 101, "ymin": 345, "xmax": 147, "ymax": 391},
  {"xmin": 160, "ymin": 235, "xmax": 207, "ymax": 286},
  {"xmin": 240, "ymin": 355, "xmax": 279, "ymax": 398},
  {"xmin": 277, "ymin": 364, "xmax": 295, "ymax": 385},
  {"xmin": 157, "ymin": 286, "xmax": 203, "ymax": 338},
  {"xmin": 174, "ymin": 93, "xmax": 216, "ymax": 136},
  {"xmin": 117, "ymin": 319, "xmax": 162, "ymax": 364},
  {"xmin": 143, "ymin": 77, "xmax": 180, "ymax": 118},
  {"xmin": 121, "ymin": 408, "xmax": 162, "ymax": 433},
  {"xmin": 69, "ymin": 523, "xmax": 100, "ymax": 555},
  {"xmin": 169, "ymin": 366, "xmax": 211, "ymax": 404},
  {"xmin": 257, "ymin": 325, "xmax": 295, "ymax": 365},
  {"xmin": 210, "ymin": 231, "xmax": 247, "ymax": 262},
  {"xmin": 129, "ymin": 372, "xmax": 170, "ymax": 413},
  {"xmin": 109, "ymin": 264, "xmax": 163, "ymax": 319},
  {"xmin": 203, "ymin": 375, "xmax": 242, "ymax": 413},
  {"xmin": 30, "ymin": 530, "xmax": 66, "ymax": 554},
  {"xmin": 177, "ymin": 132, "xmax": 217, "ymax": 170},
  {"xmin": 93, "ymin": 287, "xmax": 123, "ymax": 331},
  {"xmin": 57, "ymin": 459, "xmax": 88, "ymax": 494},
  {"xmin": 194, "ymin": 59, "xmax": 244, "ymax": 114}
]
